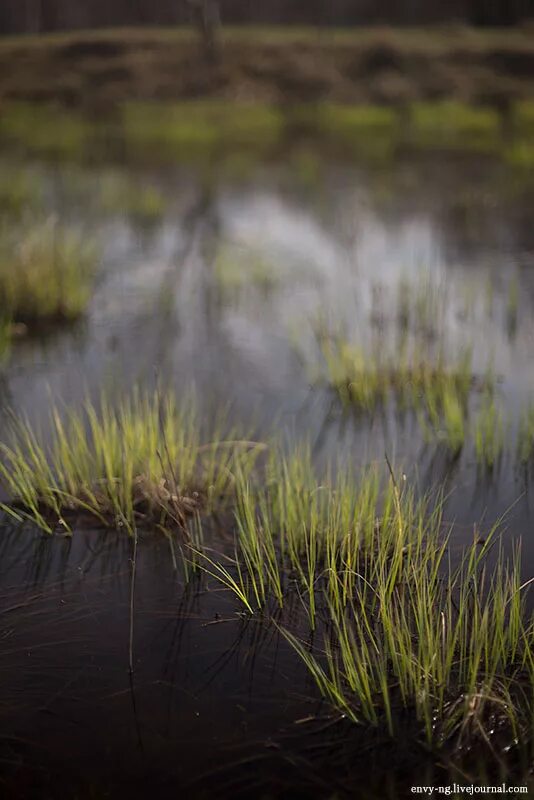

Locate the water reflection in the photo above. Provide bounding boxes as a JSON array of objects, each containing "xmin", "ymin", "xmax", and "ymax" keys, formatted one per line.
[
  {"xmin": 1, "ymin": 148, "xmax": 534, "ymax": 797},
  {"xmin": 0, "ymin": 526, "xmax": 325, "ymax": 798},
  {"xmin": 3, "ymin": 154, "xmax": 534, "ymax": 534}
]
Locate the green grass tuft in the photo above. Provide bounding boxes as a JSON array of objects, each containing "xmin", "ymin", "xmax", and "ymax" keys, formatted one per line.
[
  {"xmin": 473, "ymin": 396, "xmax": 504, "ymax": 470},
  {"xmin": 0, "ymin": 218, "xmax": 96, "ymax": 328},
  {"xmin": 319, "ymin": 335, "xmax": 474, "ymax": 416},
  {"xmin": 0, "ymin": 391, "xmax": 265, "ymax": 534},
  {"xmin": 198, "ymin": 450, "xmax": 533, "ymax": 765},
  {"xmin": 282, "ymin": 535, "xmax": 532, "ymax": 754},
  {"xmin": 428, "ymin": 385, "xmax": 466, "ymax": 456}
]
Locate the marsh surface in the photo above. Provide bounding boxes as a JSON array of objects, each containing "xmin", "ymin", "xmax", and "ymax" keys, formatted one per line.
[{"xmin": 1, "ymin": 145, "xmax": 534, "ymax": 798}]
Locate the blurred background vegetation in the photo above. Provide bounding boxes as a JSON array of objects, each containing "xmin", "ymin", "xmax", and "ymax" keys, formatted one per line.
[{"xmin": 0, "ymin": 0, "xmax": 532, "ymax": 34}]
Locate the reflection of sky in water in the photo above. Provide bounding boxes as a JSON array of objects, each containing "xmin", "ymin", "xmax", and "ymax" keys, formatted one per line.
[{"xmin": 2, "ymin": 156, "xmax": 534, "ymax": 558}]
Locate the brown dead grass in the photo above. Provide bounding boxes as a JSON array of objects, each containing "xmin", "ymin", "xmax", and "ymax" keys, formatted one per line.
[{"xmin": 0, "ymin": 26, "xmax": 533, "ymax": 110}]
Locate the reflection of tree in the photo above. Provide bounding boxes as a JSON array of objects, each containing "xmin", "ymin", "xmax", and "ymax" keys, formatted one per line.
[{"xmin": 145, "ymin": 178, "xmax": 225, "ymax": 381}]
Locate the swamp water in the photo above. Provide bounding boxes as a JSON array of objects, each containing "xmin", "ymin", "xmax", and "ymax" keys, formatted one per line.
[{"xmin": 1, "ymin": 145, "xmax": 534, "ymax": 798}]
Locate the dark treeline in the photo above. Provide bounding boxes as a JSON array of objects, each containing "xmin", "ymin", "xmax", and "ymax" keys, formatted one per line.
[{"xmin": 0, "ymin": 0, "xmax": 532, "ymax": 35}]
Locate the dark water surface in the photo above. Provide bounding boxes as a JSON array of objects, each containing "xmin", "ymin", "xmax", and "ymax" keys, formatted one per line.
[
  {"xmin": 1, "ymin": 148, "xmax": 534, "ymax": 797},
  {"xmin": 0, "ymin": 528, "xmax": 330, "ymax": 799}
]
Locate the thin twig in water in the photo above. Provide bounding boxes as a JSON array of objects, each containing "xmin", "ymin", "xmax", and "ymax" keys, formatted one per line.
[{"xmin": 129, "ymin": 522, "xmax": 138, "ymax": 676}]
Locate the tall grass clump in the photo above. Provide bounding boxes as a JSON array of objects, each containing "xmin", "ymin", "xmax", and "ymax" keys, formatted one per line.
[
  {"xmin": 201, "ymin": 449, "xmax": 533, "ymax": 764},
  {"xmin": 473, "ymin": 396, "xmax": 504, "ymax": 470},
  {"xmin": 315, "ymin": 328, "xmax": 502, "ymax": 456},
  {"xmin": 0, "ymin": 391, "xmax": 265, "ymax": 534},
  {"xmin": 282, "ymin": 533, "xmax": 533, "ymax": 759},
  {"xmin": 207, "ymin": 448, "xmax": 439, "ymax": 623},
  {"xmin": 319, "ymin": 334, "xmax": 474, "ymax": 416},
  {"xmin": 422, "ymin": 382, "xmax": 466, "ymax": 456},
  {"xmin": 0, "ymin": 218, "xmax": 96, "ymax": 328}
]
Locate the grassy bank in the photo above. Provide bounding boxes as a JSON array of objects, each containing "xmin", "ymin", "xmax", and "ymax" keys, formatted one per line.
[
  {"xmin": 1, "ymin": 27, "xmax": 533, "ymax": 165},
  {"xmin": 0, "ymin": 26, "xmax": 534, "ymax": 110}
]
